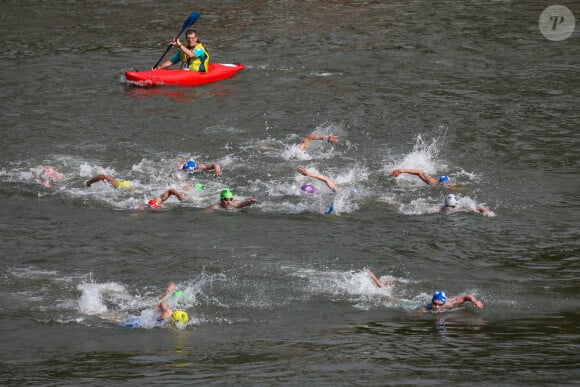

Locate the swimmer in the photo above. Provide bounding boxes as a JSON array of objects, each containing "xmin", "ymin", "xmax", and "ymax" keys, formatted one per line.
[
  {"xmin": 86, "ymin": 174, "xmax": 133, "ymax": 190},
  {"xmin": 209, "ymin": 188, "xmax": 257, "ymax": 210},
  {"xmin": 147, "ymin": 188, "xmax": 186, "ymax": 209},
  {"xmin": 440, "ymin": 194, "xmax": 493, "ymax": 217},
  {"xmin": 365, "ymin": 269, "xmax": 484, "ymax": 313},
  {"xmin": 153, "ymin": 283, "xmax": 189, "ymax": 325},
  {"xmin": 296, "ymin": 167, "xmax": 339, "ymax": 193},
  {"xmin": 35, "ymin": 166, "xmax": 63, "ymax": 188},
  {"xmin": 416, "ymin": 290, "xmax": 484, "ymax": 313},
  {"xmin": 388, "ymin": 169, "xmax": 456, "ymax": 189},
  {"xmin": 298, "ymin": 133, "xmax": 339, "ymax": 151},
  {"xmin": 365, "ymin": 268, "xmax": 390, "ymax": 288},
  {"xmin": 175, "ymin": 160, "xmax": 222, "ymax": 177}
]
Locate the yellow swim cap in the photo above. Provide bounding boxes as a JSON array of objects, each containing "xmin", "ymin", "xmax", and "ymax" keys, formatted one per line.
[
  {"xmin": 115, "ymin": 180, "xmax": 132, "ymax": 190},
  {"xmin": 171, "ymin": 310, "xmax": 189, "ymax": 324}
]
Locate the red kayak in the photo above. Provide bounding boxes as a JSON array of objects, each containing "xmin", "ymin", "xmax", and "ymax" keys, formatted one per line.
[{"xmin": 125, "ymin": 63, "xmax": 244, "ymax": 86}]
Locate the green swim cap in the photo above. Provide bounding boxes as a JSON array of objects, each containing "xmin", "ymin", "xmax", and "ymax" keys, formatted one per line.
[
  {"xmin": 171, "ymin": 290, "xmax": 184, "ymax": 298},
  {"xmin": 195, "ymin": 183, "xmax": 205, "ymax": 191},
  {"xmin": 220, "ymin": 188, "xmax": 233, "ymax": 200},
  {"xmin": 115, "ymin": 180, "xmax": 132, "ymax": 190}
]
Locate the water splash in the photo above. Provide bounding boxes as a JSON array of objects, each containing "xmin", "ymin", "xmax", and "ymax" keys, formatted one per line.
[{"xmin": 387, "ymin": 132, "xmax": 448, "ymax": 178}]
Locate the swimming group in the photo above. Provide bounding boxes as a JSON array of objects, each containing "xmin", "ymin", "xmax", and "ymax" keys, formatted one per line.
[{"xmin": 34, "ymin": 132, "xmax": 492, "ymax": 327}]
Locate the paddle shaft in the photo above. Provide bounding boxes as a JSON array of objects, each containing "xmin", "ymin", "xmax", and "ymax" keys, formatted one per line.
[{"xmin": 153, "ymin": 12, "xmax": 200, "ymax": 69}]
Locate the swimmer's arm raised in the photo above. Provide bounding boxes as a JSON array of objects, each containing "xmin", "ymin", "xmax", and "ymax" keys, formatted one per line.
[
  {"xmin": 296, "ymin": 167, "xmax": 340, "ymax": 192},
  {"xmin": 365, "ymin": 268, "xmax": 388, "ymax": 288},
  {"xmin": 298, "ymin": 134, "xmax": 339, "ymax": 151},
  {"xmin": 86, "ymin": 174, "xmax": 116, "ymax": 187},
  {"xmin": 159, "ymin": 282, "xmax": 176, "ymax": 299},
  {"xmin": 448, "ymin": 295, "xmax": 484, "ymax": 309},
  {"xmin": 388, "ymin": 169, "xmax": 437, "ymax": 185},
  {"xmin": 196, "ymin": 162, "xmax": 222, "ymax": 177}
]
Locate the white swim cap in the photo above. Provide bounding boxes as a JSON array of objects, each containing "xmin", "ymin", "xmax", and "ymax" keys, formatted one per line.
[{"xmin": 444, "ymin": 194, "xmax": 457, "ymax": 208}]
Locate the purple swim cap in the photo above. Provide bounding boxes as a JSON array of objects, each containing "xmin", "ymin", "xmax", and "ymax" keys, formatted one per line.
[{"xmin": 301, "ymin": 184, "xmax": 316, "ymax": 194}]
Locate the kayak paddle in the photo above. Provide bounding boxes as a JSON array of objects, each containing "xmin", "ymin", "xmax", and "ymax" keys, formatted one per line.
[{"xmin": 153, "ymin": 12, "xmax": 201, "ymax": 69}]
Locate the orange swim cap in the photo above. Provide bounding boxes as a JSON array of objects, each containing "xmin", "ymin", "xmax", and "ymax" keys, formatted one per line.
[{"xmin": 148, "ymin": 199, "xmax": 161, "ymax": 209}]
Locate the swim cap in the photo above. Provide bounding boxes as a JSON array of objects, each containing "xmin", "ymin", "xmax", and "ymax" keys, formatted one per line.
[
  {"xmin": 432, "ymin": 291, "xmax": 447, "ymax": 304},
  {"xmin": 301, "ymin": 184, "xmax": 316, "ymax": 194},
  {"xmin": 195, "ymin": 183, "xmax": 205, "ymax": 191},
  {"xmin": 438, "ymin": 175, "xmax": 450, "ymax": 184},
  {"xmin": 171, "ymin": 310, "xmax": 189, "ymax": 323},
  {"xmin": 444, "ymin": 194, "xmax": 457, "ymax": 208},
  {"xmin": 115, "ymin": 180, "xmax": 133, "ymax": 190},
  {"xmin": 148, "ymin": 199, "xmax": 161, "ymax": 209},
  {"xmin": 171, "ymin": 290, "xmax": 184, "ymax": 298},
  {"xmin": 42, "ymin": 167, "xmax": 59, "ymax": 179},
  {"xmin": 220, "ymin": 188, "xmax": 233, "ymax": 200},
  {"xmin": 182, "ymin": 160, "xmax": 197, "ymax": 171}
]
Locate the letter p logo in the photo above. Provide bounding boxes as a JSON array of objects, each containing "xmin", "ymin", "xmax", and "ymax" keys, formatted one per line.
[{"xmin": 539, "ymin": 5, "xmax": 575, "ymax": 41}]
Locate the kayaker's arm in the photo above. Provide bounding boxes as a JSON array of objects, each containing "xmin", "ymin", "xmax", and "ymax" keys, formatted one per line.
[
  {"xmin": 154, "ymin": 39, "xmax": 184, "ymax": 69},
  {"xmin": 176, "ymin": 40, "xmax": 195, "ymax": 59}
]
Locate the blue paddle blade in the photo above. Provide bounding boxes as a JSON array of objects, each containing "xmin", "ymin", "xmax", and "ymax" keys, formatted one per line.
[{"xmin": 179, "ymin": 12, "xmax": 200, "ymax": 35}]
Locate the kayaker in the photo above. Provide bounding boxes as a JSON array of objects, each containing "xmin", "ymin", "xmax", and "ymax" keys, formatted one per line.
[{"xmin": 154, "ymin": 30, "xmax": 210, "ymax": 72}]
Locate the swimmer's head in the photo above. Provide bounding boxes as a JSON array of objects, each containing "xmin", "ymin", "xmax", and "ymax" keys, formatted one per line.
[
  {"xmin": 171, "ymin": 310, "xmax": 189, "ymax": 324},
  {"xmin": 38, "ymin": 166, "xmax": 61, "ymax": 182},
  {"xmin": 42, "ymin": 166, "xmax": 58, "ymax": 177},
  {"xmin": 114, "ymin": 180, "xmax": 133, "ymax": 190},
  {"xmin": 301, "ymin": 184, "xmax": 316, "ymax": 194},
  {"xmin": 182, "ymin": 160, "xmax": 197, "ymax": 171},
  {"xmin": 220, "ymin": 188, "xmax": 233, "ymax": 200},
  {"xmin": 171, "ymin": 290, "xmax": 184, "ymax": 298},
  {"xmin": 438, "ymin": 175, "xmax": 450, "ymax": 185},
  {"xmin": 444, "ymin": 194, "xmax": 457, "ymax": 208},
  {"xmin": 432, "ymin": 290, "xmax": 447, "ymax": 304},
  {"xmin": 148, "ymin": 199, "xmax": 161, "ymax": 209}
]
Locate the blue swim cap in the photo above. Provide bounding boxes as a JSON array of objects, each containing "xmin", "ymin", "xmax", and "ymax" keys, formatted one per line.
[
  {"xmin": 432, "ymin": 291, "xmax": 447, "ymax": 304},
  {"xmin": 438, "ymin": 175, "xmax": 450, "ymax": 183},
  {"xmin": 182, "ymin": 160, "xmax": 197, "ymax": 171}
]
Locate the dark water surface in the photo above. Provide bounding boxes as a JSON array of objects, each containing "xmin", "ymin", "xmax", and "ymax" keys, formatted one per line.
[{"xmin": 1, "ymin": 1, "xmax": 579, "ymax": 385}]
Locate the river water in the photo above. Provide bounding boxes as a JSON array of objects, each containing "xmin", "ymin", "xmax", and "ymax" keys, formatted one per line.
[{"xmin": 1, "ymin": 0, "xmax": 578, "ymax": 385}]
